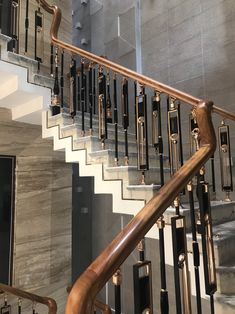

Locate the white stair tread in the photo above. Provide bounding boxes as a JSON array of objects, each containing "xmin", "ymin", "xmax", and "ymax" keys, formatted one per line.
[
  {"xmin": 213, "ymin": 220, "xmax": 235, "ymax": 243},
  {"xmin": 127, "ymin": 184, "xmax": 160, "ymax": 190},
  {"xmin": 216, "ymin": 294, "xmax": 235, "ymax": 307}
]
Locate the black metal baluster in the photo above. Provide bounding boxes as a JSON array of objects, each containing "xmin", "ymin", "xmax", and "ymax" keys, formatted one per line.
[
  {"xmin": 70, "ymin": 57, "xmax": 77, "ymax": 120},
  {"xmin": 167, "ymin": 97, "xmax": 180, "ymax": 177},
  {"xmin": 187, "ymin": 182, "xmax": 202, "ymax": 314},
  {"xmin": 60, "ymin": 49, "xmax": 64, "ymax": 109},
  {"xmin": 35, "ymin": 4, "xmax": 44, "ymax": 71},
  {"xmin": 88, "ymin": 64, "xmax": 93, "ymax": 134},
  {"xmin": 32, "ymin": 302, "xmax": 36, "ymax": 314},
  {"xmin": 153, "ymin": 92, "xmax": 168, "ymax": 312},
  {"xmin": 1, "ymin": 294, "xmax": 11, "ymax": 313},
  {"xmin": 98, "ymin": 66, "xmax": 107, "ymax": 147},
  {"xmin": 168, "ymin": 96, "xmax": 192, "ymax": 313},
  {"xmin": 197, "ymin": 169, "xmax": 217, "ymax": 314},
  {"xmin": 167, "ymin": 96, "xmax": 184, "ymax": 195},
  {"xmin": 133, "ymin": 239, "xmax": 153, "ymax": 314},
  {"xmin": 50, "ymin": 44, "xmax": 54, "ymax": 77},
  {"xmin": 210, "ymin": 154, "xmax": 216, "ymax": 195},
  {"xmin": 106, "ymin": 71, "xmax": 112, "ymax": 123},
  {"xmin": 9, "ymin": 0, "xmax": 20, "ymax": 53},
  {"xmin": 171, "ymin": 214, "xmax": 192, "ymax": 314},
  {"xmin": 84, "ymin": 70, "xmax": 88, "ymax": 113},
  {"xmin": 113, "ymin": 73, "xmax": 119, "ymax": 166},
  {"xmin": 93, "ymin": 68, "xmax": 96, "ymax": 115},
  {"xmin": 189, "ymin": 112, "xmax": 200, "ymax": 155},
  {"xmin": 25, "ymin": 0, "xmax": 29, "ymax": 53},
  {"xmin": 51, "ymin": 47, "xmax": 60, "ymax": 116},
  {"xmin": 136, "ymin": 84, "xmax": 149, "ymax": 184},
  {"xmin": 18, "ymin": 298, "xmax": 22, "ymax": 314},
  {"xmin": 122, "ymin": 78, "xmax": 129, "ymax": 165},
  {"xmin": 77, "ymin": 74, "xmax": 81, "ymax": 112},
  {"xmin": 218, "ymin": 121, "xmax": 233, "ymax": 201},
  {"xmin": 178, "ymin": 102, "xmax": 184, "ymax": 169},
  {"xmin": 138, "ymin": 239, "xmax": 145, "ymax": 262},
  {"xmin": 134, "ymin": 81, "xmax": 137, "ymax": 140},
  {"xmin": 156, "ymin": 216, "xmax": 169, "ymax": 314},
  {"xmin": 81, "ymin": 59, "xmax": 85, "ymax": 135},
  {"xmin": 112, "ymin": 269, "xmax": 122, "ymax": 314},
  {"xmin": 188, "ymin": 113, "xmax": 202, "ymax": 314},
  {"xmin": 152, "ymin": 91, "xmax": 164, "ymax": 186}
]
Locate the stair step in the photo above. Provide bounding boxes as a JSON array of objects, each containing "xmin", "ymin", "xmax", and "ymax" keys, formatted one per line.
[
  {"xmin": 177, "ymin": 200, "xmax": 235, "ymax": 228},
  {"xmin": 61, "ymin": 121, "xmax": 136, "ymax": 141},
  {"xmin": 88, "ymin": 148, "xmax": 163, "ymax": 168},
  {"xmin": 215, "ymin": 294, "xmax": 235, "ymax": 314},
  {"xmin": 50, "ymin": 112, "xmax": 138, "ymax": 143},
  {"xmin": 126, "ymin": 184, "xmax": 160, "ymax": 202},
  {"xmin": 33, "ymin": 73, "xmax": 55, "ymax": 89},
  {"xmin": 105, "ymin": 165, "xmax": 167, "ymax": 184},
  {"xmin": 0, "ymin": 60, "xmax": 50, "ymax": 124},
  {"xmin": 73, "ymin": 135, "xmax": 139, "ymax": 155},
  {"xmin": 7, "ymin": 51, "xmax": 39, "ymax": 78},
  {"xmin": 217, "ymin": 263, "xmax": 235, "ymax": 294},
  {"xmin": 213, "ymin": 220, "xmax": 235, "ymax": 266},
  {"xmin": 0, "ymin": 33, "xmax": 12, "ymax": 59},
  {"xmin": 186, "ymin": 220, "xmax": 235, "ymax": 267},
  {"xmin": 49, "ymin": 112, "xmax": 169, "ymax": 168}
]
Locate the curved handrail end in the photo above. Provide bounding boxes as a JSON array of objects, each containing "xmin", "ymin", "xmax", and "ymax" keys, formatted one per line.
[
  {"xmin": 196, "ymin": 100, "xmax": 216, "ymax": 153},
  {"xmin": 37, "ymin": 0, "xmax": 62, "ymax": 40}
]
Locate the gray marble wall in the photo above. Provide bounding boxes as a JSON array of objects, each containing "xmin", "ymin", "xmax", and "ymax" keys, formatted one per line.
[{"xmin": 0, "ymin": 108, "xmax": 72, "ymax": 314}]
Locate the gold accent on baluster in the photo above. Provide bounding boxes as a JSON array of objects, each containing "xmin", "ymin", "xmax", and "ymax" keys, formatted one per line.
[
  {"xmin": 156, "ymin": 215, "xmax": 165, "ymax": 229},
  {"xmin": 124, "ymin": 155, "xmax": 129, "ymax": 166},
  {"xmin": 112, "ymin": 269, "xmax": 122, "ymax": 286},
  {"xmin": 187, "ymin": 181, "xmax": 193, "ymax": 192},
  {"xmin": 137, "ymin": 238, "xmax": 145, "ymax": 252},
  {"xmin": 141, "ymin": 171, "xmax": 146, "ymax": 185},
  {"xmin": 199, "ymin": 166, "xmax": 205, "ymax": 176}
]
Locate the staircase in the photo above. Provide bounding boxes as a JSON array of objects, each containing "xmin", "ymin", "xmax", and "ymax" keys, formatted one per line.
[
  {"xmin": 43, "ymin": 108, "xmax": 235, "ymax": 313},
  {"xmin": 1, "ymin": 3, "xmax": 235, "ymax": 313}
]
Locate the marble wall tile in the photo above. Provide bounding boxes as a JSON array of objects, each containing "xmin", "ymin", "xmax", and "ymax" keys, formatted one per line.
[
  {"xmin": 0, "ymin": 108, "xmax": 72, "ymax": 312},
  {"xmin": 168, "ymin": 0, "xmax": 201, "ymax": 28}
]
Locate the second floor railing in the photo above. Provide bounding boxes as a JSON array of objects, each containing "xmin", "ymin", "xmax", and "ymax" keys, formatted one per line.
[{"xmin": 0, "ymin": 283, "xmax": 57, "ymax": 314}]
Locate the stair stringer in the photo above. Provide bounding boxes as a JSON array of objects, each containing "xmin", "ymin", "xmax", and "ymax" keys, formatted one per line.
[{"xmin": 42, "ymin": 110, "xmax": 145, "ymax": 215}]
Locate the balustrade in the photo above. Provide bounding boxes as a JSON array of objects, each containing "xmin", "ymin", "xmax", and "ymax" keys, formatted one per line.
[
  {"xmin": 1, "ymin": 1, "xmax": 235, "ymax": 313},
  {"xmin": 0, "ymin": 283, "xmax": 57, "ymax": 314}
]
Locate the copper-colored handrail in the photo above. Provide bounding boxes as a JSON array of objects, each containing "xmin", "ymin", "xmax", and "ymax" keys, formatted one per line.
[
  {"xmin": 0, "ymin": 283, "xmax": 57, "ymax": 314},
  {"xmin": 67, "ymin": 286, "xmax": 111, "ymax": 314},
  {"xmin": 94, "ymin": 300, "xmax": 112, "ymax": 314},
  {"xmin": 37, "ymin": 0, "xmax": 235, "ymax": 122}
]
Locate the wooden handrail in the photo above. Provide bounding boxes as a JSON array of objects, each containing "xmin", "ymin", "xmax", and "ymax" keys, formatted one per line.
[
  {"xmin": 0, "ymin": 283, "xmax": 57, "ymax": 314},
  {"xmin": 67, "ymin": 286, "xmax": 111, "ymax": 314},
  {"xmin": 37, "ymin": 0, "xmax": 235, "ymax": 122},
  {"xmin": 94, "ymin": 300, "xmax": 112, "ymax": 314}
]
